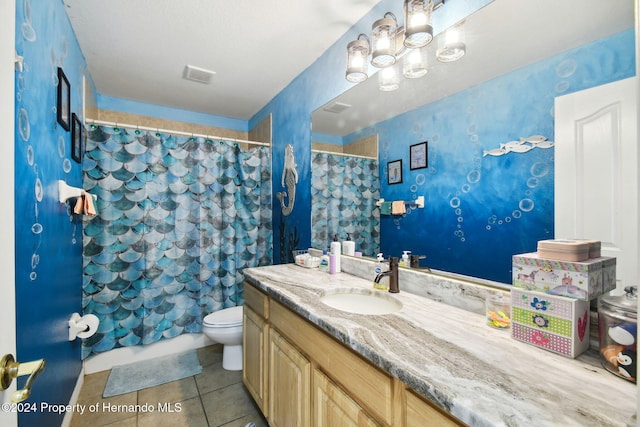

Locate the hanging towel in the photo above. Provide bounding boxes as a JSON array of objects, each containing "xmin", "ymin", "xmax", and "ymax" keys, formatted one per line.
[
  {"xmin": 380, "ymin": 201, "xmax": 392, "ymax": 215},
  {"xmin": 74, "ymin": 192, "xmax": 97, "ymax": 217},
  {"xmin": 391, "ymin": 200, "xmax": 406, "ymax": 215}
]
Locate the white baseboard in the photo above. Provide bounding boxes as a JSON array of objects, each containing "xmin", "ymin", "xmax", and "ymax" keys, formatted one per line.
[
  {"xmin": 61, "ymin": 365, "xmax": 84, "ymax": 427},
  {"xmin": 83, "ymin": 333, "xmax": 213, "ymax": 374}
]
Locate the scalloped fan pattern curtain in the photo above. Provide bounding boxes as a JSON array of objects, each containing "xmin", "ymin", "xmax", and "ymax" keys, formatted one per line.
[
  {"xmin": 311, "ymin": 152, "xmax": 380, "ymax": 256},
  {"xmin": 81, "ymin": 126, "xmax": 271, "ymax": 358}
]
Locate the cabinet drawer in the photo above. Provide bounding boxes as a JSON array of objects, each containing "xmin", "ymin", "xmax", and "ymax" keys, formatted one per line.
[
  {"xmin": 271, "ymin": 300, "xmax": 394, "ymax": 425},
  {"xmin": 244, "ymin": 281, "xmax": 269, "ymax": 319}
]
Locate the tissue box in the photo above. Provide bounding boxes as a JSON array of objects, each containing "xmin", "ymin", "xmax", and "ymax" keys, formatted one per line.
[
  {"xmin": 511, "ymin": 289, "xmax": 590, "ymax": 358},
  {"xmin": 512, "ymin": 252, "xmax": 616, "ymax": 301}
]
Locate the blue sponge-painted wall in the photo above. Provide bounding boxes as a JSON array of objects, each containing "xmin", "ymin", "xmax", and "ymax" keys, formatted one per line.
[{"xmin": 14, "ymin": 0, "xmax": 86, "ymax": 425}]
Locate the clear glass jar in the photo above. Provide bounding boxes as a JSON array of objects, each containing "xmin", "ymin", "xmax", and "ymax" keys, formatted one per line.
[
  {"xmin": 597, "ymin": 286, "xmax": 637, "ymax": 382},
  {"xmin": 486, "ymin": 294, "xmax": 511, "ymax": 329}
]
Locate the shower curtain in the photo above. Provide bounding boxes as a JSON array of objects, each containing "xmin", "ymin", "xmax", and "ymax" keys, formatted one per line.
[
  {"xmin": 311, "ymin": 152, "xmax": 380, "ymax": 257},
  {"xmin": 81, "ymin": 126, "xmax": 272, "ymax": 358}
]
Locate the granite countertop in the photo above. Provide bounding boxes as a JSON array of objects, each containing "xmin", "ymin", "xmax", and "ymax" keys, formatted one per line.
[{"xmin": 243, "ymin": 263, "xmax": 637, "ymax": 427}]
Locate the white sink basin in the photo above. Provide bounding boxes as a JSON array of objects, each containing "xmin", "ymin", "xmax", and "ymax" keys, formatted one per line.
[{"xmin": 320, "ymin": 289, "xmax": 402, "ymax": 315}]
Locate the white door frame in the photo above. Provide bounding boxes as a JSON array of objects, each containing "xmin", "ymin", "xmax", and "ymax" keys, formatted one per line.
[{"xmin": 0, "ymin": 0, "xmax": 17, "ymax": 426}]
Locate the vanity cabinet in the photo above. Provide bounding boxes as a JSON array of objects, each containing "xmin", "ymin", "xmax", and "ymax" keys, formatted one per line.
[
  {"xmin": 404, "ymin": 389, "xmax": 461, "ymax": 427},
  {"xmin": 313, "ymin": 368, "xmax": 380, "ymax": 426},
  {"xmin": 242, "ymin": 282, "xmax": 465, "ymax": 427},
  {"xmin": 269, "ymin": 328, "xmax": 311, "ymax": 426},
  {"xmin": 242, "ymin": 285, "xmax": 269, "ymax": 414}
]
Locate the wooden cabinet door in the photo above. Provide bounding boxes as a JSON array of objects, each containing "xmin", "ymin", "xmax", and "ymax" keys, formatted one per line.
[
  {"xmin": 269, "ymin": 328, "xmax": 311, "ymax": 427},
  {"xmin": 313, "ymin": 368, "xmax": 380, "ymax": 427},
  {"xmin": 243, "ymin": 306, "xmax": 268, "ymax": 414},
  {"xmin": 405, "ymin": 389, "xmax": 463, "ymax": 427}
]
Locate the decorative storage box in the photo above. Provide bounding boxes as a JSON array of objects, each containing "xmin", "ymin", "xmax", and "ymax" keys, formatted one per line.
[
  {"xmin": 511, "ymin": 288, "xmax": 590, "ymax": 358},
  {"xmin": 512, "ymin": 252, "xmax": 616, "ymax": 301}
]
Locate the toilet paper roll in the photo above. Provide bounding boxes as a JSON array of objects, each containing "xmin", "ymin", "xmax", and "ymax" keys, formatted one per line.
[{"xmin": 75, "ymin": 314, "xmax": 99, "ymax": 339}]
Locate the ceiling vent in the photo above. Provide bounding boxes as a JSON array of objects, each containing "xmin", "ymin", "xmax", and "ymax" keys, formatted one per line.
[
  {"xmin": 323, "ymin": 102, "xmax": 352, "ymax": 114},
  {"xmin": 183, "ymin": 65, "xmax": 216, "ymax": 84}
]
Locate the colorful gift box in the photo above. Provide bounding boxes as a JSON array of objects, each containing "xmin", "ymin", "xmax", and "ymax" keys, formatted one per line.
[
  {"xmin": 512, "ymin": 252, "xmax": 616, "ymax": 301},
  {"xmin": 511, "ymin": 288, "xmax": 590, "ymax": 358}
]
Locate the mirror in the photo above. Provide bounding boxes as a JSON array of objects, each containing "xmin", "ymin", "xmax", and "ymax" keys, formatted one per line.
[{"xmin": 311, "ymin": 0, "xmax": 634, "ymax": 284}]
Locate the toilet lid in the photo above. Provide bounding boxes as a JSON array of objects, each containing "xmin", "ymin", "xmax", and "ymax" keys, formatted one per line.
[{"xmin": 203, "ymin": 306, "xmax": 243, "ymax": 327}]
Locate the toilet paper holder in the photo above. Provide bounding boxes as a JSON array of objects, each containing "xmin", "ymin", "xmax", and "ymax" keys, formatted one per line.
[{"xmin": 68, "ymin": 313, "xmax": 98, "ymax": 341}]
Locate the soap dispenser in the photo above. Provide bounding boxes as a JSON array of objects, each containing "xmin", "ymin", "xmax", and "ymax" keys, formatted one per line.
[
  {"xmin": 373, "ymin": 253, "xmax": 389, "ymax": 291},
  {"xmin": 330, "ymin": 235, "xmax": 341, "ymax": 273},
  {"xmin": 319, "ymin": 250, "xmax": 330, "ymax": 272},
  {"xmin": 342, "ymin": 233, "xmax": 355, "ymax": 256},
  {"xmin": 400, "ymin": 251, "xmax": 411, "ymax": 268}
]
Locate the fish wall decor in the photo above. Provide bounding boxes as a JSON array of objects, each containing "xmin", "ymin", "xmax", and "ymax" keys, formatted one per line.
[{"xmin": 483, "ymin": 135, "xmax": 555, "ymax": 157}]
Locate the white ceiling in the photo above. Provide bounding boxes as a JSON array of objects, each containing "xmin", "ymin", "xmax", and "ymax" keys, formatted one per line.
[
  {"xmin": 313, "ymin": 0, "xmax": 635, "ymax": 136},
  {"xmin": 63, "ymin": 0, "xmax": 381, "ymax": 120}
]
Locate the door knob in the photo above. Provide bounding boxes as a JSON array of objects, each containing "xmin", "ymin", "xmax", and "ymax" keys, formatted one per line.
[{"xmin": 1, "ymin": 354, "xmax": 46, "ymax": 402}]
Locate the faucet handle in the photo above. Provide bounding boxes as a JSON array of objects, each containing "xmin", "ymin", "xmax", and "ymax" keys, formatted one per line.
[{"xmin": 410, "ymin": 254, "xmax": 426, "ymax": 268}]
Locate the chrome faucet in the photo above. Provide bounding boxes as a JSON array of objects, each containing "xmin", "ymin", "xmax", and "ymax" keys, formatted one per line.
[{"xmin": 374, "ymin": 256, "xmax": 399, "ymax": 293}]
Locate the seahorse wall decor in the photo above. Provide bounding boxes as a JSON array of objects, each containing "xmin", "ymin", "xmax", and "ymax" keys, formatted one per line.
[{"xmin": 276, "ymin": 144, "xmax": 298, "ymax": 216}]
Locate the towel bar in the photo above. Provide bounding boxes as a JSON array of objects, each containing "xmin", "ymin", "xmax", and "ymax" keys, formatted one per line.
[{"xmin": 58, "ymin": 180, "xmax": 96, "ymax": 203}]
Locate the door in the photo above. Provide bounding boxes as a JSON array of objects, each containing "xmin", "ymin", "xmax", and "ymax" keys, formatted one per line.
[
  {"xmin": 1, "ymin": 0, "xmax": 17, "ymax": 426},
  {"xmin": 555, "ymin": 77, "xmax": 638, "ymax": 294}
]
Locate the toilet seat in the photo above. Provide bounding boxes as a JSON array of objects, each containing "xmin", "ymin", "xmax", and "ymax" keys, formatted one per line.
[{"xmin": 203, "ymin": 306, "xmax": 243, "ymax": 327}]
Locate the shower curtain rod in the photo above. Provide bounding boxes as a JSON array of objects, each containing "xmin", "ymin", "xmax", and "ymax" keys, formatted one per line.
[
  {"xmin": 312, "ymin": 148, "xmax": 377, "ymax": 160},
  {"xmin": 85, "ymin": 119, "xmax": 271, "ymax": 147}
]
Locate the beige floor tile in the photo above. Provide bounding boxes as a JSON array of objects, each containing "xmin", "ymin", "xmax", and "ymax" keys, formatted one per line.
[
  {"xmin": 101, "ymin": 416, "xmax": 137, "ymax": 427},
  {"xmin": 195, "ymin": 361, "xmax": 242, "ymax": 395},
  {"xmin": 69, "ymin": 391, "xmax": 137, "ymax": 427},
  {"xmin": 138, "ymin": 396, "xmax": 208, "ymax": 427},
  {"xmin": 201, "ymin": 382, "xmax": 258, "ymax": 426},
  {"xmin": 197, "ymin": 344, "xmax": 223, "ymax": 368},
  {"xmin": 76, "ymin": 370, "xmax": 111, "ymax": 403},
  {"xmin": 138, "ymin": 376, "xmax": 199, "ymax": 405},
  {"xmin": 221, "ymin": 409, "xmax": 269, "ymax": 427}
]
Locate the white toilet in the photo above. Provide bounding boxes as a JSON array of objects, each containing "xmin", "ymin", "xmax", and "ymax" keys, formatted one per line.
[{"xmin": 202, "ymin": 306, "xmax": 244, "ymax": 371}]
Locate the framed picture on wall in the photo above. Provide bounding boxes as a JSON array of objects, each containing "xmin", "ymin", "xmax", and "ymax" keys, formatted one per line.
[
  {"xmin": 387, "ymin": 159, "xmax": 403, "ymax": 185},
  {"xmin": 56, "ymin": 67, "xmax": 71, "ymax": 131},
  {"xmin": 71, "ymin": 113, "xmax": 83, "ymax": 163},
  {"xmin": 410, "ymin": 141, "xmax": 428, "ymax": 170}
]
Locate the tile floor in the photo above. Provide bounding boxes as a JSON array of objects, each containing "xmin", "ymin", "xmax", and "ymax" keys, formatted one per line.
[{"xmin": 70, "ymin": 345, "xmax": 268, "ymax": 427}]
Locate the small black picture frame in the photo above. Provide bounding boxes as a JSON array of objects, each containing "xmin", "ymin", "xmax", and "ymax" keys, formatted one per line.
[
  {"xmin": 410, "ymin": 141, "xmax": 428, "ymax": 170},
  {"xmin": 71, "ymin": 113, "xmax": 83, "ymax": 163},
  {"xmin": 387, "ymin": 159, "xmax": 403, "ymax": 185},
  {"xmin": 57, "ymin": 67, "xmax": 70, "ymax": 131}
]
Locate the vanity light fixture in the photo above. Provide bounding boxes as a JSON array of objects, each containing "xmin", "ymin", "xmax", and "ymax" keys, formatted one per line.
[
  {"xmin": 346, "ymin": 34, "xmax": 371, "ymax": 83},
  {"xmin": 378, "ymin": 65, "xmax": 400, "ymax": 91},
  {"xmin": 403, "ymin": 0, "xmax": 434, "ymax": 49},
  {"xmin": 371, "ymin": 12, "xmax": 398, "ymax": 68},
  {"xmin": 436, "ymin": 22, "xmax": 466, "ymax": 62},
  {"xmin": 345, "ymin": 0, "xmax": 450, "ymax": 89},
  {"xmin": 402, "ymin": 45, "xmax": 428, "ymax": 78}
]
